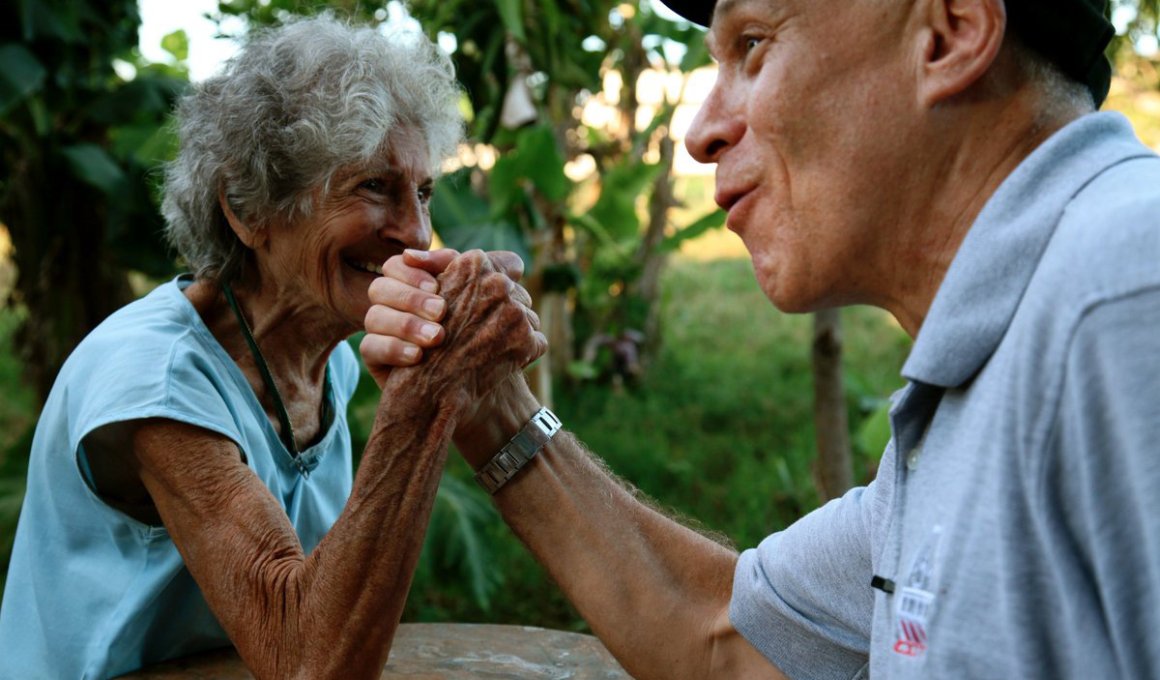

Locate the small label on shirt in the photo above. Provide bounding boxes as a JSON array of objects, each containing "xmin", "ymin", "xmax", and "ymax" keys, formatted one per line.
[
  {"xmin": 893, "ymin": 586, "xmax": 934, "ymax": 657},
  {"xmin": 893, "ymin": 524, "xmax": 943, "ymax": 658}
]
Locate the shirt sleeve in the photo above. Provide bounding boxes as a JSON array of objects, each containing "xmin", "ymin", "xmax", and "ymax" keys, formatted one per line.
[
  {"xmin": 69, "ymin": 327, "xmax": 247, "ymax": 500},
  {"xmin": 71, "ymin": 337, "xmax": 243, "ymax": 445},
  {"xmin": 731, "ymin": 476, "xmax": 880, "ymax": 680},
  {"xmin": 1050, "ymin": 286, "xmax": 1160, "ymax": 679}
]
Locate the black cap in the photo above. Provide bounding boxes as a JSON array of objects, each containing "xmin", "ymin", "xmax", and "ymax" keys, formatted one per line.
[
  {"xmin": 658, "ymin": 0, "xmax": 1115, "ymax": 106},
  {"xmin": 1007, "ymin": 1, "xmax": 1114, "ymax": 105}
]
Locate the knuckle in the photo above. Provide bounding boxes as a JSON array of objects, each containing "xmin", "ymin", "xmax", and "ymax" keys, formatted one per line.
[
  {"xmin": 504, "ymin": 252, "xmax": 526, "ymax": 279},
  {"xmin": 358, "ymin": 333, "xmax": 387, "ymax": 360},
  {"xmin": 407, "ymin": 288, "xmax": 433, "ymax": 316},
  {"xmin": 364, "ymin": 304, "xmax": 388, "ymax": 331},
  {"xmin": 404, "ymin": 314, "xmax": 435, "ymax": 340},
  {"xmin": 382, "ymin": 253, "xmax": 408, "ymax": 275},
  {"xmin": 499, "ymin": 302, "xmax": 528, "ymax": 330},
  {"xmin": 367, "ymin": 276, "xmax": 390, "ymax": 301}
]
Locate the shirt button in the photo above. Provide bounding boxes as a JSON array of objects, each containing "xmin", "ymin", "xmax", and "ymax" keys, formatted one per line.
[{"xmin": 907, "ymin": 447, "xmax": 922, "ymax": 470}]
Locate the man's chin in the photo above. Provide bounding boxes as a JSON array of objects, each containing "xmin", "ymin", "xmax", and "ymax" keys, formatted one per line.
[{"xmin": 759, "ymin": 279, "xmax": 832, "ymax": 315}]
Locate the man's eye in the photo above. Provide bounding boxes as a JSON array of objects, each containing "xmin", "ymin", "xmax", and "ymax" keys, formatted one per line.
[
  {"xmin": 417, "ymin": 183, "xmax": 434, "ymax": 204},
  {"xmin": 744, "ymin": 36, "xmax": 762, "ymax": 53}
]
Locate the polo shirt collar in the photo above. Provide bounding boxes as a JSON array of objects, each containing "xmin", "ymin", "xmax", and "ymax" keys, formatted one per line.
[{"xmin": 901, "ymin": 112, "xmax": 1146, "ymax": 388}]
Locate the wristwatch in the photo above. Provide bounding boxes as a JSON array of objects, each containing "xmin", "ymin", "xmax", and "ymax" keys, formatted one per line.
[{"xmin": 473, "ymin": 407, "xmax": 562, "ymax": 494}]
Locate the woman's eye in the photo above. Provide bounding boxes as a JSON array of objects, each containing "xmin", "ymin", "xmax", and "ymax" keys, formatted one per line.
[{"xmin": 359, "ymin": 178, "xmax": 386, "ymax": 193}]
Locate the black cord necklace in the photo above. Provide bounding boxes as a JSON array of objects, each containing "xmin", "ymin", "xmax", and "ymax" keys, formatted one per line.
[{"xmin": 222, "ymin": 282, "xmax": 310, "ymax": 476}]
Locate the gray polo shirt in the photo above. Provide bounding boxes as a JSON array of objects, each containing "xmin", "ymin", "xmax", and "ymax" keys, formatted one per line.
[{"xmin": 730, "ymin": 112, "xmax": 1160, "ymax": 679}]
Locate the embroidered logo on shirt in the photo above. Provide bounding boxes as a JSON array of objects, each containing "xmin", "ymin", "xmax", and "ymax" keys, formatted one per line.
[{"xmin": 893, "ymin": 525, "xmax": 943, "ymax": 658}]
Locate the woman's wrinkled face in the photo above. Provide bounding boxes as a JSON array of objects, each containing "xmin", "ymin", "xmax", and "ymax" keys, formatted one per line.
[{"xmin": 261, "ymin": 127, "xmax": 435, "ymax": 333}]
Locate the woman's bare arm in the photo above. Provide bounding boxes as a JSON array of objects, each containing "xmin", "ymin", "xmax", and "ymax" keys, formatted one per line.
[{"xmin": 121, "ymin": 252, "xmax": 542, "ymax": 679}]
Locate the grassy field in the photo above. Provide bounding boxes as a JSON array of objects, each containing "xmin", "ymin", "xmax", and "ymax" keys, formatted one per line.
[{"xmin": 0, "ymin": 255, "xmax": 911, "ymax": 629}]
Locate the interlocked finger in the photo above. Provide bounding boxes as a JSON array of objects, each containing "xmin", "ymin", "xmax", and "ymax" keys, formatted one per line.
[
  {"xmin": 369, "ymin": 276, "xmax": 446, "ymax": 322},
  {"xmin": 524, "ymin": 304, "xmax": 542, "ymax": 333},
  {"xmin": 359, "ymin": 332, "xmax": 423, "ymax": 370},
  {"xmin": 486, "ymin": 251, "xmax": 526, "ymax": 282},
  {"xmin": 365, "ymin": 304, "xmax": 445, "ymax": 348}
]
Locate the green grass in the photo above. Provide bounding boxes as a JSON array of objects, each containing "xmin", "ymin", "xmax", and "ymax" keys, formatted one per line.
[{"xmin": 0, "ymin": 258, "xmax": 912, "ymax": 630}]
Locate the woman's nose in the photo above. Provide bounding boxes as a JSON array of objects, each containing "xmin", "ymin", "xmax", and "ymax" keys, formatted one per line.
[{"xmin": 380, "ymin": 193, "xmax": 432, "ymax": 251}]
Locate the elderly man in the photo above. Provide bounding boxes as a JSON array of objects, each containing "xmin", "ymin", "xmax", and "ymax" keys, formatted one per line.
[{"xmin": 363, "ymin": 0, "xmax": 1160, "ymax": 677}]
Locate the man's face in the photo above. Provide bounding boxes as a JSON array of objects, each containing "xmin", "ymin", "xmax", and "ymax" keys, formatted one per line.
[{"xmin": 686, "ymin": 0, "xmax": 917, "ymax": 312}]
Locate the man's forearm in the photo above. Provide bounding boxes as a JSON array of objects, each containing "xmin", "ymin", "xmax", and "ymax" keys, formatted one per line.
[{"xmin": 453, "ymin": 384, "xmax": 771, "ymax": 680}]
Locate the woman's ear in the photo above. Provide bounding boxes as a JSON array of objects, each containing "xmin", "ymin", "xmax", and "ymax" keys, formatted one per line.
[
  {"xmin": 218, "ymin": 189, "xmax": 267, "ymax": 249},
  {"xmin": 914, "ymin": 0, "xmax": 1006, "ymax": 107}
]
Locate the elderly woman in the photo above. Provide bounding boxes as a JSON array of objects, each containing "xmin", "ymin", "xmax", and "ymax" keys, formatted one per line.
[{"xmin": 0, "ymin": 15, "xmax": 543, "ymax": 679}]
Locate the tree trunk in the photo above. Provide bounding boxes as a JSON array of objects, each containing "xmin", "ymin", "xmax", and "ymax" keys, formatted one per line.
[
  {"xmin": 525, "ymin": 218, "xmax": 569, "ymax": 409},
  {"xmin": 633, "ymin": 135, "xmax": 675, "ymax": 353},
  {"xmin": 811, "ymin": 308, "xmax": 853, "ymax": 501}
]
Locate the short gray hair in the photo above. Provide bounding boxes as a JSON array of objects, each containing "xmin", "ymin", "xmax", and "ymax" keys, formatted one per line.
[
  {"xmin": 1010, "ymin": 38, "xmax": 1096, "ymax": 115},
  {"xmin": 162, "ymin": 14, "xmax": 464, "ymax": 283}
]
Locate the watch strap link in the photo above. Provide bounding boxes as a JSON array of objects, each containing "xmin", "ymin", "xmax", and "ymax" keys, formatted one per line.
[{"xmin": 474, "ymin": 407, "xmax": 562, "ymax": 494}]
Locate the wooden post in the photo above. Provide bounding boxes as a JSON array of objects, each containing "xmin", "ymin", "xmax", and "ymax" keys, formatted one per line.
[{"xmin": 811, "ymin": 308, "xmax": 853, "ymax": 501}]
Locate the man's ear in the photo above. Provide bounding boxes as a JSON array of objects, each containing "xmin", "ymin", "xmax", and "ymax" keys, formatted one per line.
[
  {"xmin": 218, "ymin": 189, "xmax": 267, "ymax": 249},
  {"xmin": 915, "ymin": 0, "xmax": 1006, "ymax": 106}
]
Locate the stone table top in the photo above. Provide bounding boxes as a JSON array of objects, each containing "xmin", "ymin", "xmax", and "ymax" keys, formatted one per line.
[{"xmin": 118, "ymin": 623, "xmax": 632, "ymax": 679}]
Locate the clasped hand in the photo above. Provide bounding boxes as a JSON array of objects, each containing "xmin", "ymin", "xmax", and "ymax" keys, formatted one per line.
[{"xmin": 360, "ymin": 248, "xmax": 544, "ymax": 419}]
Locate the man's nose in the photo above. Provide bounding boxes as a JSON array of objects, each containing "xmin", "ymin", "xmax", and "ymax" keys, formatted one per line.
[{"xmin": 685, "ymin": 77, "xmax": 745, "ymax": 164}]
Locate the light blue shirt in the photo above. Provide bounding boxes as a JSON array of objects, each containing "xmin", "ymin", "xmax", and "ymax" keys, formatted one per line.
[
  {"xmin": 731, "ymin": 112, "xmax": 1160, "ymax": 679},
  {"xmin": 0, "ymin": 277, "xmax": 359, "ymax": 679}
]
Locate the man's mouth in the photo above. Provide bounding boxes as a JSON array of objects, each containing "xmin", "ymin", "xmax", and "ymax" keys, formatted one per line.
[{"xmin": 715, "ymin": 185, "xmax": 755, "ymax": 214}]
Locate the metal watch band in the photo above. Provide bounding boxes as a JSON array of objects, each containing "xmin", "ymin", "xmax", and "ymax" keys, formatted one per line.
[{"xmin": 473, "ymin": 407, "xmax": 562, "ymax": 495}]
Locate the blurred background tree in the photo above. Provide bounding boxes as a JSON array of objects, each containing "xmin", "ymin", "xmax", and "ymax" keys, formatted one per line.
[
  {"xmin": 1, "ymin": 0, "xmax": 1158, "ymax": 629},
  {"xmin": 0, "ymin": 0, "xmax": 185, "ymax": 404}
]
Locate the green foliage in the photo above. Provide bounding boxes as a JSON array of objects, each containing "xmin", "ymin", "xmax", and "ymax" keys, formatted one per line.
[
  {"xmin": 659, "ymin": 209, "xmax": 727, "ymax": 252},
  {"xmin": 415, "ymin": 474, "xmax": 503, "ymax": 612},
  {"xmin": 60, "ymin": 144, "xmax": 128, "ymax": 195},
  {"xmin": 429, "ymin": 169, "xmax": 532, "ymax": 265},
  {"xmin": 0, "ymin": 0, "xmax": 186, "ymax": 400},
  {"xmin": 585, "ymin": 157, "xmax": 663, "ymax": 242},
  {"xmin": 160, "ymin": 30, "xmax": 190, "ymax": 63},
  {"xmin": 493, "ymin": 126, "xmax": 571, "ymax": 208},
  {"xmin": 1111, "ymin": 0, "xmax": 1160, "ymax": 61},
  {"xmin": 0, "ymin": 308, "xmax": 36, "ymax": 594},
  {"xmin": 0, "ymin": 44, "xmax": 47, "ymax": 116}
]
